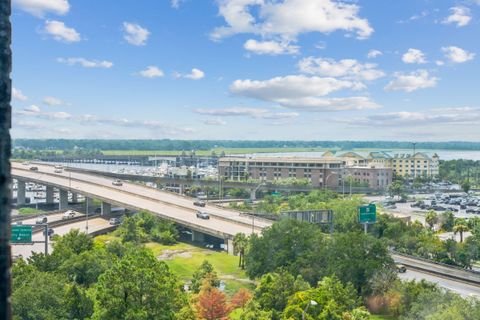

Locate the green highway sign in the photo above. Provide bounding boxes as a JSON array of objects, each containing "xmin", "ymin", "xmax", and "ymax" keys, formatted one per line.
[
  {"xmin": 358, "ymin": 204, "xmax": 377, "ymax": 224},
  {"xmin": 11, "ymin": 225, "xmax": 32, "ymax": 243}
]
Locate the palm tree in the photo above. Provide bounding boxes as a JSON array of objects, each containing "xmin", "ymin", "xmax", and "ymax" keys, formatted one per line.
[
  {"xmin": 233, "ymin": 233, "xmax": 248, "ymax": 269},
  {"xmin": 425, "ymin": 210, "xmax": 438, "ymax": 230},
  {"xmin": 453, "ymin": 220, "xmax": 469, "ymax": 243}
]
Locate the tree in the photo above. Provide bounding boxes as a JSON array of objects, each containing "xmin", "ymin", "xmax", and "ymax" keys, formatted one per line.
[
  {"xmin": 282, "ymin": 276, "xmax": 360, "ymax": 320},
  {"xmin": 60, "ymin": 250, "xmax": 110, "ymax": 286},
  {"xmin": 116, "ymin": 216, "xmax": 148, "ymax": 243},
  {"xmin": 253, "ymin": 270, "xmax": 310, "ymax": 319},
  {"xmin": 52, "ymin": 228, "xmax": 94, "ymax": 261},
  {"xmin": 388, "ymin": 180, "xmax": 405, "ymax": 197},
  {"xmin": 230, "ymin": 288, "xmax": 253, "ymax": 309},
  {"xmin": 93, "ymin": 248, "xmax": 185, "ymax": 319},
  {"xmin": 440, "ymin": 211, "xmax": 455, "ymax": 232},
  {"xmin": 233, "ymin": 233, "xmax": 248, "ymax": 269},
  {"xmin": 64, "ymin": 283, "xmax": 94, "ymax": 319},
  {"xmin": 196, "ymin": 280, "xmax": 231, "ymax": 320},
  {"xmin": 238, "ymin": 300, "xmax": 273, "ymax": 320},
  {"xmin": 425, "ymin": 210, "xmax": 438, "ymax": 230},
  {"xmin": 191, "ymin": 260, "xmax": 220, "ymax": 294},
  {"xmin": 453, "ymin": 220, "xmax": 469, "ymax": 243},
  {"xmin": 12, "ymin": 270, "xmax": 68, "ymax": 320},
  {"xmin": 461, "ymin": 179, "xmax": 471, "ymax": 193}
]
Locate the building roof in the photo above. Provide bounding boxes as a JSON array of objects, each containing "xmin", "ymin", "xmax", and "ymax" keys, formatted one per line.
[{"xmin": 219, "ymin": 156, "xmax": 344, "ymax": 164}]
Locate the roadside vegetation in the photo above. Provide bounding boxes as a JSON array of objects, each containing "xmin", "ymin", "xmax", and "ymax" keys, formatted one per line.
[{"xmin": 17, "ymin": 207, "xmax": 44, "ymax": 215}]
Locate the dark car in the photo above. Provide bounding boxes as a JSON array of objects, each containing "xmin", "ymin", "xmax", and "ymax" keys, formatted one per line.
[
  {"xmin": 29, "ymin": 166, "xmax": 39, "ymax": 171},
  {"xmin": 396, "ymin": 264, "xmax": 407, "ymax": 273},
  {"xmin": 43, "ymin": 228, "xmax": 54, "ymax": 239},
  {"xmin": 460, "ymin": 204, "xmax": 467, "ymax": 209},
  {"xmin": 193, "ymin": 200, "xmax": 206, "ymax": 207}
]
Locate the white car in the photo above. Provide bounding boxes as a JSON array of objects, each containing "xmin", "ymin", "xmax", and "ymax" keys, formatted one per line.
[
  {"xmin": 112, "ymin": 179, "xmax": 123, "ymax": 186},
  {"xmin": 54, "ymin": 169, "xmax": 63, "ymax": 173},
  {"xmin": 62, "ymin": 210, "xmax": 75, "ymax": 219},
  {"xmin": 196, "ymin": 211, "xmax": 210, "ymax": 220}
]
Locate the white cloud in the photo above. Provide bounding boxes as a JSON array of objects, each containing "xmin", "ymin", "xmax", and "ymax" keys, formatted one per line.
[
  {"xmin": 203, "ymin": 118, "xmax": 227, "ymax": 126},
  {"xmin": 339, "ymin": 107, "xmax": 480, "ymax": 127},
  {"xmin": 435, "ymin": 60, "xmax": 445, "ymax": 66},
  {"xmin": 23, "ymin": 105, "xmax": 41, "ymax": 114},
  {"xmin": 43, "ymin": 96, "xmax": 65, "ymax": 106},
  {"xmin": 367, "ymin": 50, "xmax": 382, "ymax": 59},
  {"xmin": 183, "ymin": 68, "xmax": 205, "ymax": 80},
  {"xmin": 194, "ymin": 107, "xmax": 299, "ymax": 119},
  {"xmin": 211, "ymin": 0, "xmax": 373, "ymax": 41},
  {"xmin": 297, "ymin": 57, "xmax": 385, "ymax": 81},
  {"xmin": 244, "ymin": 39, "xmax": 299, "ymax": 55},
  {"xmin": 14, "ymin": 0, "xmax": 69, "ymax": 17},
  {"xmin": 402, "ymin": 48, "xmax": 427, "ymax": 64},
  {"xmin": 122, "ymin": 22, "xmax": 150, "ymax": 46},
  {"xmin": 43, "ymin": 20, "xmax": 81, "ymax": 43},
  {"xmin": 231, "ymin": 75, "xmax": 363, "ymax": 101},
  {"xmin": 385, "ymin": 69, "xmax": 438, "ymax": 92},
  {"xmin": 443, "ymin": 6, "xmax": 471, "ymax": 27},
  {"xmin": 57, "ymin": 57, "xmax": 113, "ymax": 68},
  {"xmin": 442, "ymin": 46, "xmax": 475, "ymax": 63},
  {"xmin": 12, "ymin": 88, "xmax": 28, "ymax": 101},
  {"xmin": 138, "ymin": 66, "xmax": 164, "ymax": 78},
  {"xmin": 171, "ymin": 0, "xmax": 183, "ymax": 8},
  {"xmin": 274, "ymin": 96, "xmax": 380, "ymax": 111}
]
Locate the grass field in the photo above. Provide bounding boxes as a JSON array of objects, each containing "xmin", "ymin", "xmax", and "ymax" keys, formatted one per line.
[
  {"xmin": 18, "ymin": 207, "xmax": 44, "ymax": 215},
  {"xmin": 94, "ymin": 236, "xmax": 254, "ymax": 296}
]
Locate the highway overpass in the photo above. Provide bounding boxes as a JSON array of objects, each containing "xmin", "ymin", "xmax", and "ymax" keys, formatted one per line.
[{"xmin": 12, "ymin": 162, "xmax": 271, "ymax": 252}]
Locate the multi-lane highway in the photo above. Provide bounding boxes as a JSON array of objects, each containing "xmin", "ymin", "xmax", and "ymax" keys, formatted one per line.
[{"xmin": 12, "ymin": 162, "xmax": 270, "ymax": 240}]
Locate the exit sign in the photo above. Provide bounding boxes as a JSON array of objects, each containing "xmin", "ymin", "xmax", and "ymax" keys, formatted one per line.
[
  {"xmin": 11, "ymin": 225, "xmax": 32, "ymax": 243},
  {"xmin": 358, "ymin": 204, "xmax": 377, "ymax": 224}
]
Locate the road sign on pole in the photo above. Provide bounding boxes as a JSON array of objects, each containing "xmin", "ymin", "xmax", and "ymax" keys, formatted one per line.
[
  {"xmin": 11, "ymin": 225, "xmax": 32, "ymax": 243},
  {"xmin": 358, "ymin": 204, "xmax": 377, "ymax": 234}
]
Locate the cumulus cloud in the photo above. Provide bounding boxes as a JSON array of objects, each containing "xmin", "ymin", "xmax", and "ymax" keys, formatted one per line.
[
  {"xmin": 297, "ymin": 57, "xmax": 385, "ymax": 81},
  {"xmin": 443, "ymin": 6, "xmax": 471, "ymax": 27},
  {"xmin": 171, "ymin": 0, "xmax": 183, "ymax": 8},
  {"xmin": 122, "ymin": 22, "xmax": 150, "ymax": 46},
  {"xmin": 57, "ymin": 57, "xmax": 113, "ymax": 68},
  {"xmin": 402, "ymin": 48, "xmax": 427, "ymax": 64},
  {"xmin": 274, "ymin": 96, "xmax": 380, "ymax": 111},
  {"xmin": 43, "ymin": 20, "xmax": 81, "ymax": 43},
  {"xmin": 43, "ymin": 96, "xmax": 68, "ymax": 106},
  {"xmin": 14, "ymin": 0, "xmax": 69, "ymax": 17},
  {"xmin": 211, "ymin": 0, "xmax": 373, "ymax": 46},
  {"xmin": 175, "ymin": 68, "xmax": 205, "ymax": 80},
  {"xmin": 244, "ymin": 39, "xmax": 299, "ymax": 55},
  {"xmin": 138, "ymin": 66, "xmax": 164, "ymax": 78},
  {"xmin": 203, "ymin": 118, "xmax": 227, "ymax": 126},
  {"xmin": 231, "ymin": 75, "xmax": 363, "ymax": 101},
  {"xmin": 385, "ymin": 70, "xmax": 438, "ymax": 92},
  {"xmin": 12, "ymin": 88, "xmax": 28, "ymax": 101},
  {"xmin": 194, "ymin": 106, "xmax": 299, "ymax": 119},
  {"xmin": 367, "ymin": 50, "xmax": 382, "ymax": 59},
  {"xmin": 442, "ymin": 46, "xmax": 475, "ymax": 63}
]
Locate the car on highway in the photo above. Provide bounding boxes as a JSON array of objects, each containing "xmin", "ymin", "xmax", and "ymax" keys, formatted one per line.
[
  {"xmin": 43, "ymin": 228, "xmax": 54, "ymax": 239},
  {"xmin": 35, "ymin": 216, "xmax": 47, "ymax": 224},
  {"xmin": 109, "ymin": 217, "xmax": 122, "ymax": 225},
  {"xmin": 54, "ymin": 168, "xmax": 63, "ymax": 173},
  {"xmin": 196, "ymin": 211, "xmax": 210, "ymax": 220},
  {"xmin": 193, "ymin": 200, "xmax": 206, "ymax": 207},
  {"xmin": 54, "ymin": 165, "xmax": 63, "ymax": 169},
  {"xmin": 29, "ymin": 166, "xmax": 39, "ymax": 171},
  {"xmin": 396, "ymin": 263, "xmax": 407, "ymax": 273},
  {"xmin": 62, "ymin": 210, "xmax": 75, "ymax": 220},
  {"xmin": 112, "ymin": 179, "xmax": 123, "ymax": 186}
]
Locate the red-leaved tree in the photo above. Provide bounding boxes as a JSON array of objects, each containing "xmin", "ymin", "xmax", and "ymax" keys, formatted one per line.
[
  {"xmin": 196, "ymin": 279, "xmax": 231, "ymax": 320},
  {"xmin": 230, "ymin": 288, "xmax": 252, "ymax": 309}
]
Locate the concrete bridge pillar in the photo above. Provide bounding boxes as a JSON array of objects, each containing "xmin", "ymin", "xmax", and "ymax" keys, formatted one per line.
[
  {"xmin": 85, "ymin": 197, "xmax": 93, "ymax": 213},
  {"xmin": 225, "ymin": 238, "xmax": 235, "ymax": 255},
  {"xmin": 71, "ymin": 192, "xmax": 78, "ymax": 203},
  {"xmin": 191, "ymin": 230, "xmax": 205, "ymax": 242},
  {"xmin": 17, "ymin": 180, "xmax": 26, "ymax": 205},
  {"xmin": 101, "ymin": 202, "xmax": 111, "ymax": 216},
  {"xmin": 59, "ymin": 189, "xmax": 68, "ymax": 210},
  {"xmin": 250, "ymin": 188, "xmax": 256, "ymax": 201},
  {"xmin": 45, "ymin": 186, "xmax": 54, "ymax": 204},
  {"xmin": 179, "ymin": 184, "xmax": 184, "ymax": 195}
]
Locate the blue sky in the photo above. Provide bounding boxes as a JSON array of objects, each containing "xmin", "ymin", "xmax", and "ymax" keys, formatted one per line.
[{"xmin": 10, "ymin": 0, "xmax": 480, "ymax": 141}]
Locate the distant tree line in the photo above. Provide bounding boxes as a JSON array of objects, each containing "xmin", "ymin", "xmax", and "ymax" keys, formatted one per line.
[
  {"xmin": 13, "ymin": 139, "xmax": 480, "ymax": 151},
  {"xmin": 439, "ymin": 159, "xmax": 480, "ymax": 186}
]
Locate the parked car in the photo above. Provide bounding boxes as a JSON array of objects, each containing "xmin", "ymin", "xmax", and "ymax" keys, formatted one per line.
[
  {"xmin": 35, "ymin": 216, "xmax": 47, "ymax": 224},
  {"xmin": 109, "ymin": 217, "xmax": 122, "ymax": 225},
  {"xmin": 193, "ymin": 200, "xmax": 206, "ymax": 207},
  {"xmin": 396, "ymin": 264, "xmax": 407, "ymax": 273},
  {"xmin": 196, "ymin": 211, "xmax": 210, "ymax": 220},
  {"xmin": 29, "ymin": 166, "xmax": 39, "ymax": 171},
  {"xmin": 62, "ymin": 210, "xmax": 75, "ymax": 220},
  {"xmin": 112, "ymin": 179, "xmax": 123, "ymax": 186}
]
